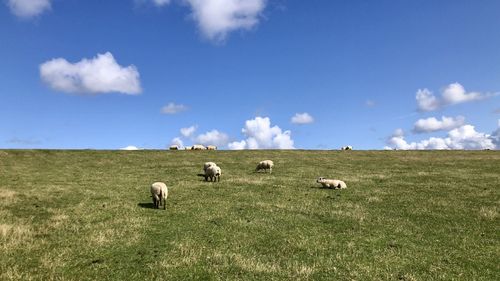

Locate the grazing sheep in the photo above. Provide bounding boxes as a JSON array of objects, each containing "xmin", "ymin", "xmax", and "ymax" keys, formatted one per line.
[
  {"xmin": 256, "ymin": 160, "xmax": 274, "ymax": 173},
  {"xmin": 207, "ymin": 145, "xmax": 217, "ymax": 150},
  {"xmin": 316, "ymin": 177, "xmax": 347, "ymax": 189},
  {"xmin": 341, "ymin": 146, "xmax": 353, "ymax": 150},
  {"xmin": 203, "ymin": 162, "xmax": 217, "ymax": 172},
  {"xmin": 192, "ymin": 144, "xmax": 206, "ymax": 150},
  {"xmin": 169, "ymin": 145, "xmax": 179, "ymax": 150},
  {"xmin": 150, "ymin": 182, "xmax": 168, "ymax": 210},
  {"xmin": 205, "ymin": 165, "xmax": 221, "ymax": 182}
]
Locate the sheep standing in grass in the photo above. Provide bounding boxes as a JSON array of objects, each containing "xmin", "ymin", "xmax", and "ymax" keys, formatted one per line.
[
  {"xmin": 150, "ymin": 182, "xmax": 168, "ymax": 209},
  {"xmin": 256, "ymin": 160, "xmax": 274, "ymax": 174},
  {"xmin": 316, "ymin": 177, "xmax": 347, "ymax": 189},
  {"xmin": 205, "ymin": 165, "xmax": 221, "ymax": 182},
  {"xmin": 203, "ymin": 162, "xmax": 217, "ymax": 172}
]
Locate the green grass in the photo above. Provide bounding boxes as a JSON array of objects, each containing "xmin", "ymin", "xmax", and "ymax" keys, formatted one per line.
[{"xmin": 0, "ymin": 150, "xmax": 498, "ymax": 280}]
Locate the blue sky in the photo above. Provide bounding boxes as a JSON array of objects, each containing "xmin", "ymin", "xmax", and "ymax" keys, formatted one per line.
[{"xmin": 1, "ymin": 0, "xmax": 499, "ymax": 150}]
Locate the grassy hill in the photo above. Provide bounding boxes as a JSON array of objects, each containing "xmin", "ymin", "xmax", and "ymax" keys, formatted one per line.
[{"xmin": 0, "ymin": 150, "xmax": 498, "ymax": 280}]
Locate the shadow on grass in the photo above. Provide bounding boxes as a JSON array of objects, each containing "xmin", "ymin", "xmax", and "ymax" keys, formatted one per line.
[
  {"xmin": 310, "ymin": 185, "xmax": 344, "ymax": 191},
  {"xmin": 137, "ymin": 202, "xmax": 155, "ymax": 209}
]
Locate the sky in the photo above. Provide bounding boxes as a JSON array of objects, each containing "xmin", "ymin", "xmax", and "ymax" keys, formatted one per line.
[{"xmin": 0, "ymin": 0, "xmax": 499, "ymax": 150}]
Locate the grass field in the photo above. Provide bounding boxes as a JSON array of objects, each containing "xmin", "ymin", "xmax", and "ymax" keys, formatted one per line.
[{"xmin": 0, "ymin": 150, "xmax": 498, "ymax": 280}]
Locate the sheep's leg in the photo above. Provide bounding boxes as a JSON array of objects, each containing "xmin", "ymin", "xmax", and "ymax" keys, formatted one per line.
[
  {"xmin": 269, "ymin": 167, "xmax": 272, "ymax": 174},
  {"xmin": 163, "ymin": 197, "xmax": 166, "ymax": 210},
  {"xmin": 152, "ymin": 197, "xmax": 157, "ymax": 209}
]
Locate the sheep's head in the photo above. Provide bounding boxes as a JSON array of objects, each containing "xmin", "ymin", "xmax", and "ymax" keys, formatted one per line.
[{"xmin": 316, "ymin": 177, "xmax": 325, "ymax": 183}]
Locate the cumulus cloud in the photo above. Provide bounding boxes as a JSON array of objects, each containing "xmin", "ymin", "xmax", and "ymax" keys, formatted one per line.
[
  {"xmin": 228, "ymin": 116, "xmax": 294, "ymax": 150},
  {"xmin": 416, "ymin": 88, "xmax": 440, "ymax": 112},
  {"xmin": 7, "ymin": 0, "xmax": 51, "ymax": 18},
  {"xmin": 291, "ymin": 112, "xmax": 314, "ymax": 125},
  {"xmin": 40, "ymin": 52, "xmax": 141, "ymax": 95},
  {"xmin": 490, "ymin": 120, "xmax": 500, "ymax": 148},
  {"xmin": 195, "ymin": 130, "xmax": 229, "ymax": 146},
  {"xmin": 180, "ymin": 125, "xmax": 197, "ymax": 138},
  {"xmin": 227, "ymin": 140, "xmax": 246, "ymax": 150},
  {"xmin": 413, "ymin": 116, "xmax": 465, "ymax": 133},
  {"xmin": 385, "ymin": 125, "xmax": 495, "ymax": 150},
  {"xmin": 416, "ymin": 83, "xmax": 497, "ymax": 112},
  {"xmin": 161, "ymin": 102, "xmax": 188, "ymax": 114},
  {"xmin": 121, "ymin": 145, "xmax": 141, "ymax": 150},
  {"xmin": 183, "ymin": 0, "xmax": 267, "ymax": 41},
  {"xmin": 170, "ymin": 137, "xmax": 184, "ymax": 148}
]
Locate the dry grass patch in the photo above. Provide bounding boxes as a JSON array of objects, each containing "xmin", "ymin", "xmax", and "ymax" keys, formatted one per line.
[{"xmin": 479, "ymin": 206, "xmax": 497, "ymax": 220}]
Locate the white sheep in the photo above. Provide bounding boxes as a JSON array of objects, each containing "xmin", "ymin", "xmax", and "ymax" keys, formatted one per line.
[
  {"xmin": 256, "ymin": 160, "xmax": 274, "ymax": 173},
  {"xmin": 341, "ymin": 146, "xmax": 353, "ymax": 150},
  {"xmin": 205, "ymin": 165, "xmax": 221, "ymax": 182},
  {"xmin": 150, "ymin": 182, "xmax": 168, "ymax": 209},
  {"xmin": 203, "ymin": 162, "xmax": 217, "ymax": 172},
  {"xmin": 316, "ymin": 177, "xmax": 347, "ymax": 189}
]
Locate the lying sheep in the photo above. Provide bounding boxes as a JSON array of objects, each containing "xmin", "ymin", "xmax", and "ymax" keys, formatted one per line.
[
  {"xmin": 203, "ymin": 162, "xmax": 217, "ymax": 172},
  {"xmin": 205, "ymin": 165, "xmax": 221, "ymax": 182},
  {"xmin": 256, "ymin": 160, "xmax": 274, "ymax": 173},
  {"xmin": 150, "ymin": 182, "xmax": 168, "ymax": 210},
  {"xmin": 316, "ymin": 177, "xmax": 347, "ymax": 189}
]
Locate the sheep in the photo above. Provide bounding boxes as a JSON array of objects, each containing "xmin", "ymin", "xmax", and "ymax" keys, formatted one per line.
[
  {"xmin": 150, "ymin": 182, "xmax": 168, "ymax": 209},
  {"xmin": 207, "ymin": 145, "xmax": 217, "ymax": 150},
  {"xmin": 192, "ymin": 144, "xmax": 206, "ymax": 150},
  {"xmin": 169, "ymin": 145, "xmax": 179, "ymax": 150},
  {"xmin": 203, "ymin": 162, "xmax": 217, "ymax": 172},
  {"xmin": 256, "ymin": 160, "xmax": 274, "ymax": 174},
  {"xmin": 341, "ymin": 146, "xmax": 353, "ymax": 150},
  {"xmin": 316, "ymin": 177, "xmax": 347, "ymax": 189},
  {"xmin": 205, "ymin": 165, "xmax": 221, "ymax": 182}
]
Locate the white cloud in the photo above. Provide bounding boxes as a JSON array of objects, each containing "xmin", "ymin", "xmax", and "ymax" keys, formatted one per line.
[
  {"xmin": 40, "ymin": 52, "xmax": 141, "ymax": 95},
  {"xmin": 491, "ymin": 120, "xmax": 500, "ymax": 148},
  {"xmin": 385, "ymin": 125, "xmax": 495, "ymax": 150},
  {"xmin": 228, "ymin": 116, "xmax": 294, "ymax": 150},
  {"xmin": 291, "ymin": 112, "xmax": 314, "ymax": 125},
  {"xmin": 121, "ymin": 145, "xmax": 141, "ymax": 150},
  {"xmin": 183, "ymin": 0, "xmax": 267, "ymax": 41},
  {"xmin": 161, "ymin": 102, "xmax": 188, "ymax": 114},
  {"xmin": 392, "ymin": 128, "xmax": 405, "ymax": 138},
  {"xmin": 416, "ymin": 88, "xmax": 440, "ymax": 112},
  {"xmin": 416, "ymin": 83, "xmax": 497, "ymax": 112},
  {"xmin": 195, "ymin": 130, "xmax": 229, "ymax": 146},
  {"xmin": 442, "ymin": 83, "xmax": 483, "ymax": 104},
  {"xmin": 228, "ymin": 140, "xmax": 246, "ymax": 150},
  {"xmin": 180, "ymin": 125, "xmax": 197, "ymax": 138},
  {"xmin": 7, "ymin": 0, "xmax": 51, "ymax": 18},
  {"xmin": 152, "ymin": 0, "xmax": 171, "ymax": 6},
  {"xmin": 170, "ymin": 137, "xmax": 184, "ymax": 148},
  {"xmin": 413, "ymin": 116, "xmax": 465, "ymax": 133}
]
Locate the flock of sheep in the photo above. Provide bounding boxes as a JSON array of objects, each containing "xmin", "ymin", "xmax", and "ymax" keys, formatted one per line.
[{"xmin": 149, "ymin": 159, "xmax": 347, "ymax": 210}]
